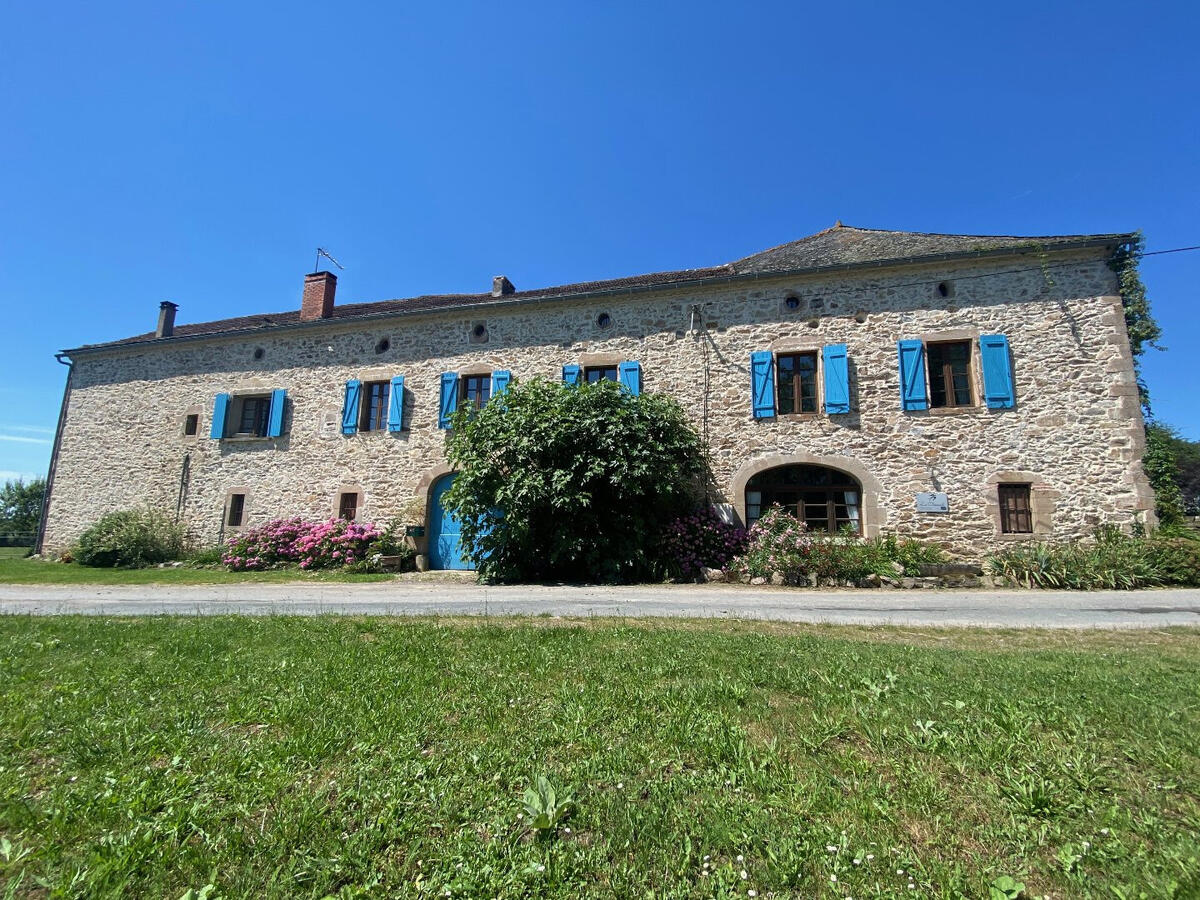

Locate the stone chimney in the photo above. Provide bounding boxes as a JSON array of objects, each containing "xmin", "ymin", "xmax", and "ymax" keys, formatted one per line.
[
  {"xmin": 301, "ymin": 271, "xmax": 337, "ymax": 321},
  {"xmin": 156, "ymin": 301, "xmax": 178, "ymax": 338},
  {"xmin": 491, "ymin": 275, "xmax": 515, "ymax": 297}
]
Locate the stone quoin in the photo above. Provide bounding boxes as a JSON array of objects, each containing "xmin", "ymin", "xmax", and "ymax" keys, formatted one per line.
[{"xmin": 38, "ymin": 225, "xmax": 1155, "ymax": 564}]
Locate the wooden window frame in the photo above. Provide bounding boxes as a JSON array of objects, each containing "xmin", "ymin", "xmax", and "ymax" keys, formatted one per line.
[
  {"xmin": 926, "ymin": 340, "xmax": 974, "ymax": 409},
  {"xmin": 460, "ymin": 374, "xmax": 491, "ymax": 411},
  {"xmin": 745, "ymin": 465, "xmax": 863, "ymax": 535},
  {"xmin": 183, "ymin": 413, "xmax": 199, "ymax": 437},
  {"xmin": 775, "ymin": 351, "xmax": 819, "ymax": 415},
  {"xmin": 359, "ymin": 380, "xmax": 391, "ymax": 432},
  {"xmin": 998, "ymin": 483, "xmax": 1034, "ymax": 534},
  {"xmin": 228, "ymin": 394, "xmax": 271, "ymax": 438},
  {"xmin": 584, "ymin": 365, "xmax": 619, "ymax": 384},
  {"xmin": 226, "ymin": 493, "xmax": 246, "ymax": 528},
  {"xmin": 338, "ymin": 491, "xmax": 360, "ymax": 522}
]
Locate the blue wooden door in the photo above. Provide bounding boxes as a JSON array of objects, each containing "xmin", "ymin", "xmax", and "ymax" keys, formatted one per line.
[{"xmin": 429, "ymin": 474, "xmax": 472, "ymax": 570}]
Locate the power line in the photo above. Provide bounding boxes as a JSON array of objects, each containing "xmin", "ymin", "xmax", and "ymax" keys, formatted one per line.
[{"xmin": 1140, "ymin": 245, "xmax": 1200, "ymax": 257}]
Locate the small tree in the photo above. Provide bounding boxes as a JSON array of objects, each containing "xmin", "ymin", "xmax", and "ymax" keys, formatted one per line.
[
  {"xmin": 443, "ymin": 377, "xmax": 705, "ymax": 583},
  {"xmin": 0, "ymin": 477, "xmax": 45, "ymax": 541}
]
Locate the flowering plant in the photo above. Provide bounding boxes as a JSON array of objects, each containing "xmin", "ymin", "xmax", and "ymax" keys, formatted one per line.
[
  {"xmin": 659, "ymin": 507, "xmax": 748, "ymax": 578},
  {"xmin": 223, "ymin": 517, "xmax": 381, "ymax": 571},
  {"xmin": 729, "ymin": 506, "xmax": 945, "ymax": 584}
]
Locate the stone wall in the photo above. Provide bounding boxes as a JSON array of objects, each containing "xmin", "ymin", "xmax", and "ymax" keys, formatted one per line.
[{"xmin": 42, "ymin": 249, "xmax": 1155, "ymax": 560}]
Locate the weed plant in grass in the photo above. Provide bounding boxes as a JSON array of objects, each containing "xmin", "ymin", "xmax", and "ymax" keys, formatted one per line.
[{"xmin": 0, "ymin": 619, "xmax": 1197, "ymax": 898}]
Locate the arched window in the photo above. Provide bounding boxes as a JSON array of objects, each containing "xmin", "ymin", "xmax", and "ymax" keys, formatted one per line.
[{"xmin": 745, "ymin": 465, "xmax": 862, "ymax": 534}]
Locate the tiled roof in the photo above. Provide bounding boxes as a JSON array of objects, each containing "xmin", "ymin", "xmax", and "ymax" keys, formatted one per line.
[
  {"xmin": 727, "ymin": 224, "xmax": 1127, "ymax": 274},
  {"xmin": 78, "ymin": 224, "xmax": 1129, "ymax": 351}
]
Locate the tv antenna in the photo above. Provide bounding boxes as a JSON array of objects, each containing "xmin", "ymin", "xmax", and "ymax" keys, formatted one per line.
[{"xmin": 314, "ymin": 247, "xmax": 345, "ymax": 273}]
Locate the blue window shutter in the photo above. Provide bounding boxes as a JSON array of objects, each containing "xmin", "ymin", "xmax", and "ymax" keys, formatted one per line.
[
  {"xmin": 438, "ymin": 372, "xmax": 459, "ymax": 429},
  {"xmin": 491, "ymin": 370, "xmax": 511, "ymax": 396},
  {"xmin": 979, "ymin": 334, "xmax": 1015, "ymax": 409},
  {"xmin": 897, "ymin": 340, "xmax": 928, "ymax": 411},
  {"xmin": 341, "ymin": 380, "xmax": 362, "ymax": 434},
  {"xmin": 210, "ymin": 393, "xmax": 230, "ymax": 439},
  {"xmin": 267, "ymin": 389, "xmax": 287, "ymax": 438},
  {"xmin": 822, "ymin": 344, "xmax": 851, "ymax": 414},
  {"xmin": 751, "ymin": 351, "xmax": 775, "ymax": 419},
  {"xmin": 562, "ymin": 364, "xmax": 582, "ymax": 386},
  {"xmin": 618, "ymin": 360, "xmax": 642, "ymax": 395},
  {"xmin": 387, "ymin": 375, "xmax": 406, "ymax": 431}
]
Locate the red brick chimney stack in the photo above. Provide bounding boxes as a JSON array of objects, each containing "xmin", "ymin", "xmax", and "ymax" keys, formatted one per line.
[{"xmin": 301, "ymin": 271, "xmax": 337, "ymax": 321}]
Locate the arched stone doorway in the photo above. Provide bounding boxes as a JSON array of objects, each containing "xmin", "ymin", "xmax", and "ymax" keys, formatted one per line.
[
  {"xmin": 731, "ymin": 452, "xmax": 882, "ymax": 537},
  {"xmin": 745, "ymin": 465, "xmax": 863, "ymax": 534}
]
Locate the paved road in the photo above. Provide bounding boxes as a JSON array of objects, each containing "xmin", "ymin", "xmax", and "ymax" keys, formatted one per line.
[{"xmin": 1, "ymin": 582, "xmax": 1199, "ymax": 628}]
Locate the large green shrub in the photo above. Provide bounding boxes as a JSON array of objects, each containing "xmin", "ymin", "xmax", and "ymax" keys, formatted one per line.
[
  {"xmin": 74, "ymin": 509, "xmax": 186, "ymax": 568},
  {"xmin": 443, "ymin": 377, "xmax": 705, "ymax": 583}
]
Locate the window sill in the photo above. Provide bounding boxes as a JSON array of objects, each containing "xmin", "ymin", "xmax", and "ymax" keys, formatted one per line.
[
  {"xmin": 776, "ymin": 412, "xmax": 821, "ymax": 420},
  {"xmin": 220, "ymin": 434, "xmax": 277, "ymax": 443},
  {"xmin": 924, "ymin": 404, "xmax": 981, "ymax": 417},
  {"xmin": 993, "ymin": 532, "xmax": 1045, "ymax": 541}
]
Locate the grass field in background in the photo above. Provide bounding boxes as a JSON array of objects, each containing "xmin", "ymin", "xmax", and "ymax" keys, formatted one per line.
[
  {"xmin": 0, "ymin": 618, "xmax": 1196, "ymax": 898},
  {"xmin": 0, "ymin": 547, "xmax": 29, "ymax": 560},
  {"xmin": 0, "ymin": 555, "xmax": 395, "ymax": 584}
]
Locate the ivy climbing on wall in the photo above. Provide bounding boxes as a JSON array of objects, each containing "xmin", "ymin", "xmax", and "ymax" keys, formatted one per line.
[
  {"xmin": 1108, "ymin": 233, "xmax": 1180, "ymax": 524},
  {"xmin": 1108, "ymin": 232, "xmax": 1162, "ymax": 412}
]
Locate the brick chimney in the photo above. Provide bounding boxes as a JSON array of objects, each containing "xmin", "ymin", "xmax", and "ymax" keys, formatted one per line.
[
  {"xmin": 491, "ymin": 275, "xmax": 515, "ymax": 297},
  {"xmin": 156, "ymin": 301, "xmax": 178, "ymax": 338},
  {"xmin": 301, "ymin": 271, "xmax": 337, "ymax": 321}
]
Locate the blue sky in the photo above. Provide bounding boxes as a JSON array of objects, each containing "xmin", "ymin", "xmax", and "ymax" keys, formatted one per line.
[{"xmin": 2, "ymin": 1, "xmax": 1197, "ymax": 481}]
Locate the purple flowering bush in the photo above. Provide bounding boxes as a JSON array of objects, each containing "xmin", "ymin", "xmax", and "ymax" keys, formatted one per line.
[
  {"xmin": 659, "ymin": 507, "xmax": 748, "ymax": 579},
  {"xmin": 223, "ymin": 517, "xmax": 382, "ymax": 571}
]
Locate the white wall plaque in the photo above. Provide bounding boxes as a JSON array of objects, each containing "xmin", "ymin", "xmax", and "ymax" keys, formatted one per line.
[
  {"xmin": 319, "ymin": 411, "xmax": 341, "ymax": 440},
  {"xmin": 915, "ymin": 492, "xmax": 949, "ymax": 513}
]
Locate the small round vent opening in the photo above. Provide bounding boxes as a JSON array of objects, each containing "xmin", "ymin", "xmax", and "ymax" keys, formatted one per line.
[
  {"xmin": 374, "ymin": 338, "xmax": 390, "ymax": 354},
  {"xmin": 253, "ymin": 347, "xmax": 265, "ymax": 360},
  {"xmin": 596, "ymin": 312, "xmax": 612, "ymax": 329},
  {"xmin": 936, "ymin": 281, "xmax": 955, "ymax": 299},
  {"xmin": 784, "ymin": 296, "xmax": 801, "ymax": 311}
]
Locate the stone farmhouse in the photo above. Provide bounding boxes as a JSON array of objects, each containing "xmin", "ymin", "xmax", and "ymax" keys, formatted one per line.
[{"xmin": 38, "ymin": 224, "xmax": 1155, "ymax": 567}]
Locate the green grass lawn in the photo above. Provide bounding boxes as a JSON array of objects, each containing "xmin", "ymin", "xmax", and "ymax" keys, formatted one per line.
[
  {"xmin": 0, "ymin": 620, "xmax": 1196, "ymax": 899},
  {"xmin": 0, "ymin": 547, "xmax": 29, "ymax": 560},
  {"xmin": 0, "ymin": 555, "xmax": 397, "ymax": 584}
]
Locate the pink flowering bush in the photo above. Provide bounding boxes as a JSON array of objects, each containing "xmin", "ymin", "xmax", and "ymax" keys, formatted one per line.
[
  {"xmin": 729, "ymin": 506, "xmax": 946, "ymax": 584},
  {"xmin": 223, "ymin": 517, "xmax": 382, "ymax": 571},
  {"xmin": 659, "ymin": 507, "xmax": 748, "ymax": 579}
]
